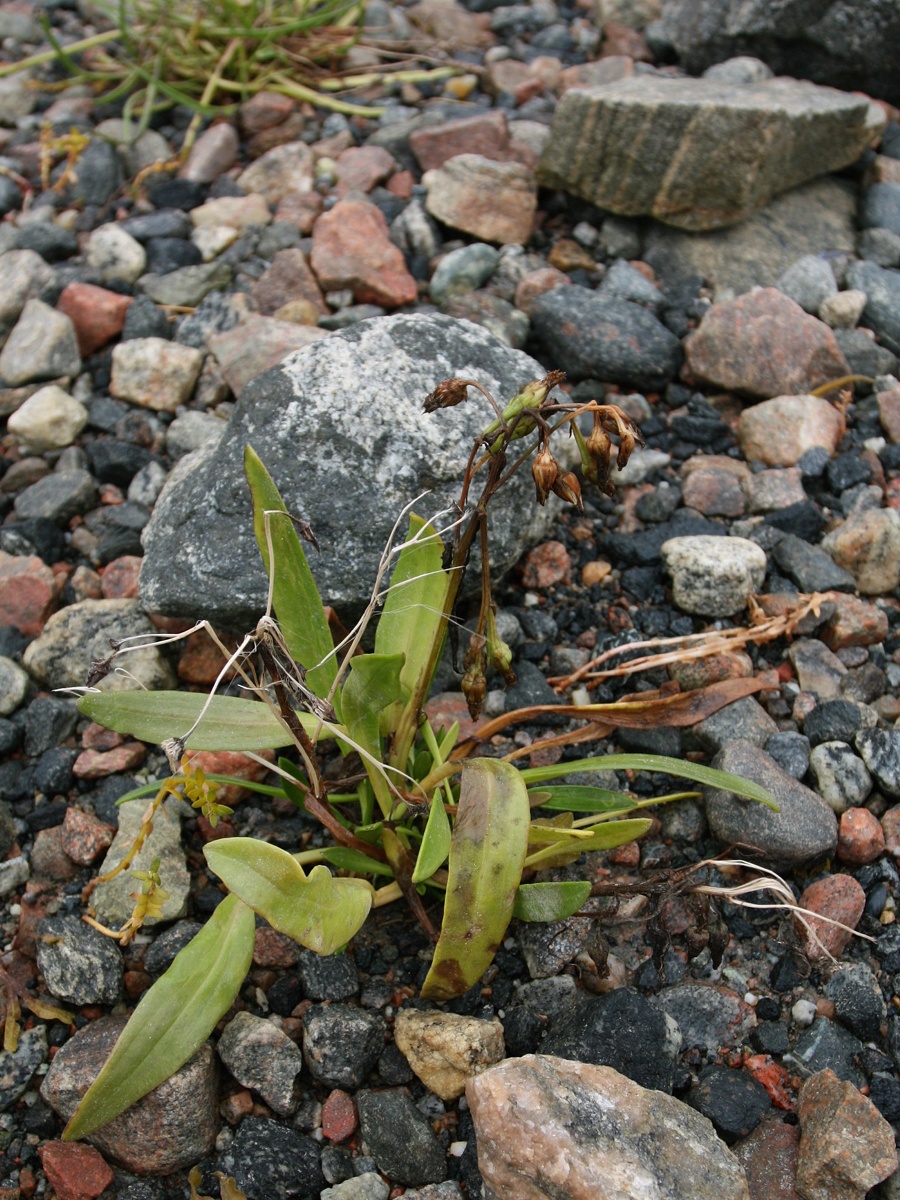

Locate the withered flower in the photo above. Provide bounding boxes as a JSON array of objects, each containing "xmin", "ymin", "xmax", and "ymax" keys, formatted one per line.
[
  {"xmin": 532, "ymin": 446, "xmax": 560, "ymax": 505},
  {"xmin": 423, "ymin": 378, "xmax": 471, "ymax": 413},
  {"xmin": 552, "ymin": 471, "xmax": 583, "ymax": 511},
  {"xmin": 461, "ymin": 634, "xmax": 488, "ymax": 720},
  {"xmin": 486, "ymin": 608, "xmax": 516, "ymax": 685}
]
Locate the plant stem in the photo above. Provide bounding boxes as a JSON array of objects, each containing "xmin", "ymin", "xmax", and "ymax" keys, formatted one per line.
[{"xmin": 0, "ymin": 28, "xmax": 120, "ymax": 77}]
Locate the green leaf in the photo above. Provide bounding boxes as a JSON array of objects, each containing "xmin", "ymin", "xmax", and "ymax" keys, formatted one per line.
[
  {"xmin": 204, "ymin": 838, "xmax": 371, "ymax": 954},
  {"xmin": 519, "ymin": 754, "xmax": 777, "ymax": 810},
  {"xmin": 340, "ymin": 653, "xmax": 406, "ymax": 818},
  {"xmin": 421, "ymin": 759, "xmax": 531, "ymax": 1001},
  {"xmin": 75, "ymin": 691, "xmax": 314, "ymax": 750},
  {"xmin": 524, "ymin": 817, "xmax": 652, "ymax": 870},
  {"xmin": 375, "ymin": 514, "xmax": 451, "ymax": 762},
  {"xmin": 319, "ymin": 847, "xmax": 395, "ymax": 879},
  {"xmin": 63, "ymin": 894, "xmax": 255, "ymax": 1142},
  {"xmin": 411, "ymin": 796, "xmax": 451, "ymax": 883},
  {"xmin": 244, "ymin": 445, "xmax": 338, "ymax": 709},
  {"xmin": 527, "ymin": 785, "xmax": 636, "ymax": 813},
  {"xmin": 513, "ymin": 881, "xmax": 592, "ymax": 922}
]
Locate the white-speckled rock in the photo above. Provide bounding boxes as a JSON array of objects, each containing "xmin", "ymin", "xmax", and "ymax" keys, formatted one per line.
[
  {"xmin": 661, "ymin": 535, "xmax": 767, "ymax": 616},
  {"xmin": 85, "ymin": 223, "xmax": 147, "ymax": 285},
  {"xmin": 7, "ymin": 384, "xmax": 88, "ymax": 452},
  {"xmin": 0, "ymin": 656, "xmax": 29, "ymax": 716},
  {"xmin": 110, "ymin": 337, "xmax": 204, "ymax": 411},
  {"xmin": 0, "ymin": 300, "xmax": 80, "ymax": 386},
  {"xmin": 467, "ymin": 1055, "xmax": 750, "ymax": 1200},
  {"xmin": 91, "ymin": 797, "xmax": 189, "ymax": 925}
]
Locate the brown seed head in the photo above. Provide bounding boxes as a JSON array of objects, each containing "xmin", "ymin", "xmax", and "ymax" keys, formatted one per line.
[
  {"xmin": 552, "ymin": 471, "xmax": 583, "ymax": 510},
  {"xmin": 423, "ymin": 378, "xmax": 470, "ymax": 413},
  {"xmin": 532, "ymin": 447, "xmax": 560, "ymax": 505}
]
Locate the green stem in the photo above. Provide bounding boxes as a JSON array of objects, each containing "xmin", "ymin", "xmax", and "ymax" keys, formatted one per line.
[{"xmin": 0, "ymin": 27, "xmax": 120, "ymax": 77}]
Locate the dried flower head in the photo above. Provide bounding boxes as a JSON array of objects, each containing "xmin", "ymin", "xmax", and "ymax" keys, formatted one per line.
[
  {"xmin": 532, "ymin": 446, "xmax": 560, "ymax": 505},
  {"xmin": 552, "ymin": 471, "xmax": 583, "ymax": 511},
  {"xmin": 461, "ymin": 634, "xmax": 488, "ymax": 720},
  {"xmin": 423, "ymin": 378, "xmax": 470, "ymax": 413}
]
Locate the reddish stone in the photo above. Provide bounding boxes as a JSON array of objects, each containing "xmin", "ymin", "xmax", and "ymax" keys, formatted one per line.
[
  {"xmin": 73, "ymin": 742, "xmax": 147, "ymax": 780},
  {"xmin": 99, "ymin": 554, "xmax": 142, "ymax": 599},
  {"xmin": 410, "ymin": 110, "xmax": 510, "ymax": 172},
  {"xmin": 61, "ymin": 807, "xmax": 115, "ymax": 866},
  {"xmin": 886, "ymin": 477, "xmax": 900, "ymax": 509},
  {"xmin": 31, "ymin": 826, "xmax": 81, "ymax": 879},
  {"xmin": 522, "ymin": 541, "xmax": 572, "ymax": 588},
  {"xmin": 82, "ymin": 722, "xmax": 123, "ymax": 751},
  {"xmin": 274, "ymin": 190, "xmax": 323, "ymax": 233},
  {"xmin": 797, "ymin": 1069, "xmax": 898, "ymax": 1198},
  {"xmin": 310, "ymin": 198, "xmax": 418, "ymax": 307},
  {"xmin": 424, "ymin": 691, "xmax": 488, "ymax": 742},
  {"xmin": 240, "ymin": 91, "xmax": 296, "ymax": 135},
  {"xmin": 837, "ymin": 807, "xmax": 886, "ymax": 864},
  {"xmin": 0, "ymin": 551, "xmax": 57, "ymax": 634},
  {"xmin": 39, "ymin": 1141, "xmax": 114, "ymax": 1200},
  {"xmin": 608, "ymin": 840, "xmax": 641, "ymax": 866},
  {"xmin": 97, "ymin": 483, "xmax": 124, "ymax": 506},
  {"xmin": 56, "ymin": 283, "xmax": 132, "ymax": 356},
  {"xmin": 669, "ymin": 652, "xmax": 753, "ymax": 690},
  {"xmin": 883, "ymin": 806, "xmax": 900, "ymax": 857},
  {"xmin": 878, "ymin": 387, "xmax": 900, "ymax": 443},
  {"xmin": 253, "ymin": 928, "xmax": 301, "ymax": 968},
  {"xmin": 386, "ymin": 170, "xmax": 414, "ymax": 199},
  {"xmin": 739, "ymin": 395, "xmax": 846, "ymax": 467},
  {"xmin": 742, "ymin": 1056, "xmax": 795, "ymax": 1111},
  {"xmin": 321, "ymin": 1089, "xmax": 358, "ymax": 1142},
  {"xmin": 601, "ymin": 22, "xmax": 653, "ymax": 60},
  {"xmin": 68, "ymin": 564, "xmax": 102, "ymax": 602},
  {"xmin": 209, "ymin": 314, "xmax": 327, "ymax": 397},
  {"xmin": 221, "ymin": 1090, "xmax": 255, "ymax": 1124},
  {"xmin": 250, "ymin": 247, "xmax": 327, "ymax": 317},
  {"xmin": 819, "ymin": 592, "xmax": 889, "ymax": 650},
  {"xmin": 177, "ymin": 628, "xmax": 241, "ymax": 685},
  {"xmin": 246, "ymin": 111, "xmax": 306, "ymax": 159},
  {"xmin": 685, "ymin": 289, "xmax": 850, "ymax": 399},
  {"xmin": 186, "ymin": 748, "xmax": 275, "ymax": 804},
  {"xmin": 547, "ymin": 238, "xmax": 596, "ymax": 272},
  {"xmin": 514, "ymin": 267, "xmax": 571, "ymax": 315},
  {"xmin": 334, "ymin": 145, "xmax": 396, "ymax": 196},
  {"xmin": 732, "ymin": 1117, "xmax": 800, "ymax": 1200},
  {"xmin": 196, "ymin": 815, "xmax": 235, "ymax": 842},
  {"xmin": 483, "ymin": 58, "xmax": 531, "ymax": 98},
  {"xmin": 795, "ymin": 874, "xmax": 866, "ymax": 961},
  {"xmin": 559, "ymin": 56, "xmax": 634, "ymax": 94},
  {"xmin": 681, "ymin": 466, "xmax": 747, "ymax": 517},
  {"xmin": 124, "ymin": 968, "xmax": 152, "ymax": 1000}
]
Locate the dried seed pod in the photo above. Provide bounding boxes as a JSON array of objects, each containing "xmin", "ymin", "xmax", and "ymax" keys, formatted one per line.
[
  {"xmin": 486, "ymin": 608, "xmax": 516, "ymax": 685},
  {"xmin": 423, "ymin": 378, "xmax": 470, "ymax": 413},
  {"xmin": 551, "ymin": 471, "xmax": 583, "ymax": 511},
  {"xmin": 461, "ymin": 634, "xmax": 488, "ymax": 720},
  {"xmin": 532, "ymin": 446, "xmax": 559, "ymax": 505}
]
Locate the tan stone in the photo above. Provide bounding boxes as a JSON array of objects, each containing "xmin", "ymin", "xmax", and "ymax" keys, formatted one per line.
[
  {"xmin": 738, "ymin": 396, "xmax": 845, "ymax": 466},
  {"xmin": 394, "ymin": 1010, "xmax": 504, "ymax": 1100},
  {"xmin": 797, "ymin": 1070, "xmax": 897, "ymax": 1200},
  {"xmin": 190, "ymin": 194, "xmax": 272, "ymax": 231},
  {"xmin": 424, "ymin": 154, "xmax": 537, "ymax": 245},
  {"xmin": 821, "ymin": 508, "xmax": 900, "ymax": 595},
  {"xmin": 236, "ymin": 140, "xmax": 315, "ymax": 204}
]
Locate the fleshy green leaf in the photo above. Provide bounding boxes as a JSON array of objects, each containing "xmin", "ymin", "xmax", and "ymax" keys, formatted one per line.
[
  {"xmin": 244, "ymin": 445, "xmax": 338, "ymax": 709},
  {"xmin": 204, "ymin": 838, "xmax": 371, "ymax": 954},
  {"xmin": 523, "ymin": 817, "xmax": 652, "ymax": 870},
  {"xmin": 528, "ymin": 785, "xmax": 635, "ymax": 813},
  {"xmin": 340, "ymin": 653, "xmax": 406, "ymax": 818},
  {"xmin": 319, "ymin": 847, "xmax": 395, "ymax": 879},
  {"xmin": 513, "ymin": 881, "xmax": 592, "ymax": 922},
  {"xmin": 63, "ymin": 894, "xmax": 255, "ymax": 1142},
  {"xmin": 75, "ymin": 691, "xmax": 314, "ymax": 750},
  {"xmin": 421, "ymin": 758, "xmax": 531, "ymax": 1001},
  {"xmin": 375, "ymin": 514, "xmax": 451, "ymax": 764},
  {"xmin": 519, "ymin": 754, "xmax": 777, "ymax": 810},
  {"xmin": 411, "ymin": 796, "xmax": 451, "ymax": 883}
]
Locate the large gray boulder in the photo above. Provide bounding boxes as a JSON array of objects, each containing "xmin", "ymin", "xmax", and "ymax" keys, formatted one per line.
[
  {"xmin": 659, "ymin": 0, "xmax": 900, "ymax": 108},
  {"xmin": 139, "ymin": 314, "xmax": 566, "ymax": 627},
  {"xmin": 538, "ymin": 75, "xmax": 882, "ymax": 232}
]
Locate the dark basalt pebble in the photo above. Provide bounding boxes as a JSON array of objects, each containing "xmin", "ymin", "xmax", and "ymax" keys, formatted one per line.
[
  {"xmin": 32, "ymin": 748, "xmax": 78, "ymax": 797},
  {"xmin": 24, "ymin": 695, "xmax": 78, "ymax": 757},
  {"xmin": 750, "ymin": 1020, "xmax": 789, "ymax": 1056},
  {"xmin": 146, "ymin": 178, "xmax": 207, "ymax": 210},
  {"xmin": 686, "ymin": 1064, "xmax": 771, "ymax": 1142},
  {"xmin": 0, "ymin": 517, "xmax": 66, "ymax": 565},
  {"xmin": 356, "ymin": 1090, "xmax": 447, "ymax": 1187},
  {"xmin": 143, "ymin": 921, "xmax": 204, "ymax": 977},
  {"xmin": 804, "ymin": 698, "xmax": 869, "ymax": 747},
  {"xmin": 869, "ymin": 1074, "xmax": 900, "ymax": 1123},
  {"xmin": 215, "ymin": 1117, "xmax": 325, "ymax": 1200}
]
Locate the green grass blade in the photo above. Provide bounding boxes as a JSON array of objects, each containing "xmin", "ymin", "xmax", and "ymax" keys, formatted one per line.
[
  {"xmin": 411, "ymin": 796, "xmax": 451, "ymax": 883},
  {"xmin": 319, "ymin": 847, "xmax": 395, "ymax": 878},
  {"xmin": 527, "ymin": 785, "xmax": 636, "ymax": 813},
  {"xmin": 523, "ymin": 817, "xmax": 653, "ymax": 870},
  {"xmin": 421, "ymin": 759, "xmax": 531, "ymax": 1001},
  {"xmin": 244, "ymin": 445, "xmax": 338, "ymax": 708},
  {"xmin": 63, "ymin": 894, "xmax": 255, "ymax": 1142},
  {"xmin": 75, "ymin": 691, "xmax": 312, "ymax": 750},
  {"xmin": 340, "ymin": 653, "xmax": 405, "ymax": 818},
  {"xmin": 513, "ymin": 880, "xmax": 592, "ymax": 922},
  {"xmin": 518, "ymin": 755, "xmax": 777, "ymax": 809}
]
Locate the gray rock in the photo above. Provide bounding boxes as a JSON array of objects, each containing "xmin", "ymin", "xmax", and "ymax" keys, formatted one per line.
[
  {"xmin": 429, "ymin": 243, "xmax": 499, "ymax": 305},
  {"xmin": 785, "ymin": 1016, "xmax": 866, "ymax": 1089},
  {"xmin": 771, "ymin": 534, "xmax": 857, "ymax": 593},
  {"xmin": 649, "ymin": 982, "xmax": 756, "ymax": 1055},
  {"xmin": 824, "ymin": 963, "xmax": 886, "ymax": 1041},
  {"xmin": 660, "ymin": 0, "xmax": 900, "ymax": 108},
  {"xmin": 538, "ymin": 75, "xmax": 880, "ymax": 232},
  {"xmin": 777, "ymin": 255, "xmax": 837, "ymax": 313},
  {"xmin": 444, "ymin": 291, "xmax": 528, "ymax": 349},
  {"xmin": 846, "ymin": 260, "xmax": 900, "ymax": 355},
  {"xmin": 702, "ymin": 56, "xmax": 773, "ymax": 85},
  {"xmin": 356, "ymin": 1090, "xmax": 447, "ymax": 1187},
  {"xmin": 0, "ymin": 657, "xmax": 28, "ymax": 716},
  {"xmin": 530, "ymin": 285, "xmax": 682, "ymax": 388},
  {"xmin": 855, "ymin": 728, "xmax": 900, "ymax": 798},
  {"xmin": 41, "ymin": 1016, "xmax": 217, "ymax": 1173},
  {"xmin": 85, "ymin": 223, "xmax": 147, "ymax": 285},
  {"xmin": 468, "ymin": 1055, "xmax": 749, "ymax": 1200},
  {"xmin": 0, "ymin": 249, "xmax": 57, "ymax": 338},
  {"xmin": 140, "ymin": 314, "xmax": 573, "ymax": 625},
  {"xmin": 321, "ymin": 1174, "xmax": 391, "ymax": 1200},
  {"xmin": 808, "ymin": 741, "xmax": 872, "ymax": 814},
  {"xmin": 139, "ymin": 261, "xmax": 233, "ymax": 308},
  {"xmin": 0, "ymin": 73, "xmax": 36, "ymax": 124},
  {"xmin": 704, "ymin": 739, "xmax": 838, "ymax": 863},
  {"xmin": 22, "ymin": 598, "xmax": 177, "ymax": 693},
  {"xmin": 599, "ymin": 215, "xmax": 642, "ymax": 259},
  {"xmin": 660, "ymin": 535, "xmax": 766, "ymax": 616},
  {"xmin": 599, "ymin": 258, "xmax": 663, "ymax": 308},
  {"xmin": 644, "ymin": 177, "xmax": 856, "ymax": 297},
  {"xmin": 694, "ymin": 696, "xmax": 778, "ymax": 754},
  {"xmin": 789, "ymin": 638, "xmax": 848, "ymax": 700},
  {"xmin": 217, "ymin": 1011, "xmax": 304, "ymax": 1116},
  {"xmin": 91, "ymin": 798, "xmax": 189, "ymax": 925},
  {"xmin": 13, "ymin": 470, "xmax": 97, "ymax": 525},
  {"xmin": 0, "ymin": 300, "xmax": 80, "ymax": 386},
  {"xmin": 0, "ymin": 1026, "xmax": 47, "ymax": 1112},
  {"xmin": 858, "ymin": 226, "xmax": 900, "ymax": 268},
  {"xmin": 36, "ymin": 916, "xmax": 123, "ymax": 1005},
  {"xmin": 302, "ymin": 1004, "xmax": 384, "ymax": 1089},
  {"xmin": 765, "ymin": 731, "xmax": 810, "ymax": 779},
  {"xmin": 861, "ymin": 182, "xmax": 900, "ymax": 237},
  {"xmin": 165, "ymin": 410, "xmax": 227, "ymax": 458}
]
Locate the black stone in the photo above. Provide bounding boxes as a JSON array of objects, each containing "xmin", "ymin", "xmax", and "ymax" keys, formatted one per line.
[
  {"xmin": 143, "ymin": 922, "xmax": 204, "ymax": 976},
  {"xmin": 750, "ymin": 1020, "xmax": 789, "ymax": 1056},
  {"xmin": 301, "ymin": 1003, "xmax": 384, "ymax": 1089},
  {"xmin": 542, "ymin": 989, "xmax": 676, "ymax": 1093},
  {"xmin": 32, "ymin": 748, "xmax": 78, "ymax": 797},
  {"xmin": 601, "ymin": 513, "xmax": 722, "ymax": 567},
  {"xmin": 296, "ymin": 948, "xmax": 359, "ymax": 1000},
  {"xmin": 826, "ymin": 453, "xmax": 872, "ymax": 493},
  {"xmin": 804, "ymin": 699, "xmax": 868, "ymax": 747},
  {"xmin": 97, "ymin": 525, "xmax": 144, "ymax": 564},
  {"xmin": 13, "ymin": 223, "xmax": 78, "ymax": 262},
  {"xmin": 763, "ymin": 502, "xmax": 825, "ymax": 542},
  {"xmin": 121, "ymin": 295, "xmax": 172, "ymax": 341},
  {"xmin": 356, "ymin": 1090, "xmax": 447, "ymax": 1187},
  {"xmin": 120, "ymin": 210, "xmax": 193, "ymax": 241},
  {"xmin": 376, "ymin": 1042, "xmax": 415, "ymax": 1085},
  {"xmin": 216, "ymin": 1117, "xmax": 325, "ymax": 1200},
  {"xmin": 771, "ymin": 535, "xmax": 856, "ymax": 593},
  {"xmin": 869, "ymin": 1074, "xmax": 900, "ymax": 1123},
  {"xmin": 62, "ymin": 139, "xmax": 124, "ymax": 207},
  {"xmin": 24, "ymin": 695, "xmax": 78, "ymax": 757},
  {"xmin": 24, "ymin": 799, "xmax": 68, "ymax": 831},
  {"xmin": 502, "ymin": 1006, "xmax": 546, "ymax": 1057},
  {"xmin": 686, "ymin": 1064, "xmax": 770, "ymax": 1142},
  {"xmin": 770, "ymin": 953, "xmax": 805, "ymax": 992},
  {"xmin": 146, "ymin": 179, "xmax": 207, "ymax": 210},
  {"xmin": 267, "ymin": 974, "xmax": 304, "ymax": 1016},
  {"xmin": 788, "ymin": 1016, "xmax": 866, "ymax": 1088},
  {"xmin": 0, "ymin": 518, "xmax": 65, "ymax": 565},
  {"xmin": 825, "ymin": 967, "xmax": 886, "ymax": 1041},
  {"xmin": 144, "ymin": 236, "xmax": 203, "ymax": 275},
  {"xmin": 85, "ymin": 440, "xmax": 154, "ymax": 488}
]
